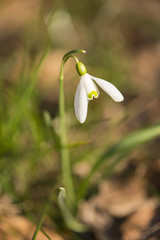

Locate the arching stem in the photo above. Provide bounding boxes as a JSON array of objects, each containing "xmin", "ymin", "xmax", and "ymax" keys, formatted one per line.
[{"xmin": 59, "ymin": 49, "xmax": 86, "ymax": 212}]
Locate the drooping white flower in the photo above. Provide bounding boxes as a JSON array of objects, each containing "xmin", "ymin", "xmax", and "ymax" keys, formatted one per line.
[{"xmin": 74, "ymin": 62, "xmax": 124, "ymax": 123}]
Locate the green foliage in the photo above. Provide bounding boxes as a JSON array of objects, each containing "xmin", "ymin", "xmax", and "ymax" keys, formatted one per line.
[
  {"xmin": 58, "ymin": 188, "xmax": 86, "ymax": 232},
  {"xmin": 0, "ymin": 0, "xmax": 160, "ymax": 238},
  {"xmin": 78, "ymin": 123, "xmax": 160, "ymax": 200}
]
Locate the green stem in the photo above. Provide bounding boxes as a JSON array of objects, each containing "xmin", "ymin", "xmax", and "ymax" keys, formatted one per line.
[
  {"xmin": 59, "ymin": 49, "xmax": 86, "ymax": 212},
  {"xmin": 32, "ymin": 201, "xmax": 51, "ymax": 240},
  {"xmin": 59, "ymin": 60, "xmax": 76, "ymax": 211},
  {"xmin": 31, "ymin": 189, "xmax": 56, "ymax": 240},
  {"xmin": 32, "ymin": 49, "xmax": 85, "ymax": 239}
]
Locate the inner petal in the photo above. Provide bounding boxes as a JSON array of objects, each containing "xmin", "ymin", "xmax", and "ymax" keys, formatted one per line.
[{"xmin": 83, "ymin": 74, "xmax": 99, "ymax": 100}]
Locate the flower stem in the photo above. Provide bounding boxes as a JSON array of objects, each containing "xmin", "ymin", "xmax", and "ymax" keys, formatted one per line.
[
  {"xmin": 59, "ymin": 60, "xmax": 76, "ymax": 211},
  {"xmin": 59, "ymin": 50, "xmax": 86, "ymax": 212}
]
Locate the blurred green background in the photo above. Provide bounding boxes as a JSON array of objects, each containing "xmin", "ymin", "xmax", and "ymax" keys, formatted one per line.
[{"xmin": 0, "ymin": 0, "xmax": 160, "ymax": 239}]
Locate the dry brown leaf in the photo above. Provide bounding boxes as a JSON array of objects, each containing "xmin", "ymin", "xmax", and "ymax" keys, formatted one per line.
[
  {"xmin": 121, "ymin": 199, "xmax": 159, "ymax": 240},
  {"xmin": 82, "ymin": 178, "xmax": 147, "ymax": 218}
]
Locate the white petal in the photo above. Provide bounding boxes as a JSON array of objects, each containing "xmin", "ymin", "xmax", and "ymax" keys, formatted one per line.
[
  {"xmin": 74, "ymin": 77, "xmax": 88, "ymax": 123},
  {"xmin": 90, "ymin": 75, "xmax": 124, "ymax": 102}
]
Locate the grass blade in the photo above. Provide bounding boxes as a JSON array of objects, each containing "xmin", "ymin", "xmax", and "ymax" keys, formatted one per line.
[{"xmin": 78, "ymin": 123, "xmax": 160, "ymax": 200}]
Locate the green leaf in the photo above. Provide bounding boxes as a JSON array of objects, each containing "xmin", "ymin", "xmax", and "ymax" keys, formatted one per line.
[
  {"xmin": 78, "ymin": 123, "xmax": 160, "ymax": 200},
  {"xmin": 8, "ymin": 43, "xmax": 51, "ymax": 136},
  {"xmin": 58, "ymin": 188, "xmax": 86, "ymax": 232}
]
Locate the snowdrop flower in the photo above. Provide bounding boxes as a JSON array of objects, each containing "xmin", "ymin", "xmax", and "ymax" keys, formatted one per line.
[{"xmin": 74, "ymin": 62, "xmax": 124, "ymax": 123}]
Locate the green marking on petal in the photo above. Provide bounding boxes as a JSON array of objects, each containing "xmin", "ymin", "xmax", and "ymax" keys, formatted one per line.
[{"xmin": 87, "ymin": 91, "xmax": 98, "ymax": 100}]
